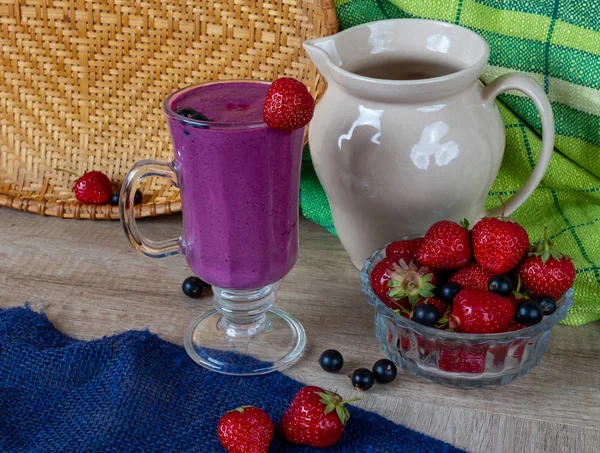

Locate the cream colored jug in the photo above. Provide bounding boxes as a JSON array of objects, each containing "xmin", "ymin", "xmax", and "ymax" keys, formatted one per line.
[{"xmin": 304, "ymin": 19, "xmax": 554, "ymax": 269}]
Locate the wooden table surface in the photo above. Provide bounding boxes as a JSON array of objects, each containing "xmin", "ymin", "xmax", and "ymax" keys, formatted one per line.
[{"xmin": 0, "ymin": 208, "xmax": 598, "ymax": 452}]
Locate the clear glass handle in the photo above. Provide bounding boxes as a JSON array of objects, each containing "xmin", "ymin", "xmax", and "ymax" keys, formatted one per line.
[{"xmin": 119, "ymin": 160, "xmax": 182, "ymax": 258}]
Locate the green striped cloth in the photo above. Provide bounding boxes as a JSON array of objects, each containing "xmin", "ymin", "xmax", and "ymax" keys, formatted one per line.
[{"xmin": 300, "ymin": 0, "xmax": 600, "ymax": 325}]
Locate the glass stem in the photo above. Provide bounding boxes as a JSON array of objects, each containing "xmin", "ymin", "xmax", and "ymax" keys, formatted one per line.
[{"xmin": 212, "ymin": 282, "xmax": 280, "ymax": 337}]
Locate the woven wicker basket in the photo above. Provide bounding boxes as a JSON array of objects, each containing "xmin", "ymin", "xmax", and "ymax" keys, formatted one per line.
[{"xmin": 0, "ymin": 0, "xmax": 338, "ymax": 219}]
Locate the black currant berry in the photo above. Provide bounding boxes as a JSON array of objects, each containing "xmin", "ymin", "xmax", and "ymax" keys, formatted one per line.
[
  {"xmin": 515, "ymin": 300, "xmax": 544, "ymax": 326},
  {"xmin": 351, "ymin": 368, "xmax": 375, "ymax": 391},
  {"xmin": 488, "ymin": 275, "xmax": 513, "ymax": 297},
  {"xmin": 436, "ymin": 282, "xmax": 462, "ymax": 303},
  {"xmin": 537, "ymin": 295, "xmax": 557, "ymax": 315},
  {"xmin": 412, "ymin": 304, "xmax": 440, "ymax": 327},
  {"xmin": 372, "ymin": 359, "xmax": 397, "ymax": 384},
  {"xmin": 319, "ymin": 349, "xmax": 344, "ymax": 373},
  {"xmin": 182, "ymin": 276, "xmax": 206, "ymax": 298}
]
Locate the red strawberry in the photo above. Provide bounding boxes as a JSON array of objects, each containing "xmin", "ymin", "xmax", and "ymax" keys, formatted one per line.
[
  {"xmin": 471, "ymin": 216, "xmax": 529, "ymax": 274},
  {"xmin": 279, "ymin": 386, "xmax": 358, "ymax": 448},
  {"xmin": 71, "ymin": 170, "xmax": 112, "ymax": 205},
  {"xmin": 263, "ymin": 78, "xmax": 315, "ymax": 131},
  {"xmin": 415, "ymin": 333, "xmax": 438, "ymax": 357},
  {"xmin": 370, "ymin": 258, "xmax": 410, "ymax": 311},
  {"xmin": 450, "ymin": 289, "xmax": 515, "ymax": 333},
  {"xmin": 461, "ymin": 348, "xmax": 486, "ymax": 374},
  {"xmin": 438, "ymin": 346, "xmax": 463, "ymax": 372},
  {"xmin": 399, "ymin": 335, "xmax": 410, "ymax": 352},
  {"xmin": 507, "ymin": 294, "xmax": 522, "ymax": 307},
  {"xmin": 386, "ymin": 238, "xmax": 423, "ymax": 264},
  {"xmin": 438, "ymin": 346, "xmax": 485, "ymax": 373},
  {"xmin": 504, "ymin": 319, "xmax": 527, "ymax": 332},
  {"xmin": 448, "ymin": 261, "xmax": 494, "ymax": 291},
  {"xmin": 489, "ymin": 343, "xmax": 510, "ymax": 367},
  {"xmin": 487, "ymin": 320, "xmax": 528, "ymax": 366},
  {"xmin": 517, "ymin": 228, "xmax": 576, "ymax": 299},
  {"xmin": 218, "ymin": 406, "xmax": 274, "ymax": 453},
  {"xmin": 388, "ymin": 259, "xmax": 437, "ymax": 309},
  {"xmin": 511, "ymin": 339, "xmax": 528, "ymax": 362},
  {"xmin": 416, "ymin": 220, "xmax": 472, "ymax": 269}
]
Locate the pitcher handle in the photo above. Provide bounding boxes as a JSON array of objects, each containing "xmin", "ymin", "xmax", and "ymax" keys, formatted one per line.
[
  {"xmin": 481, "ymin": 73, "xmax": 555, "ymax": 217},
  {"xmin": 119, "ymin": 160, "xmax": 183, "ymax": 258}
]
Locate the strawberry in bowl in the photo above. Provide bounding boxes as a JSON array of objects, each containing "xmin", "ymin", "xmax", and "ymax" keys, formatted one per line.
[{"xmin": 360, "ymin": 218, "xmax": 575, "ymax": 389}]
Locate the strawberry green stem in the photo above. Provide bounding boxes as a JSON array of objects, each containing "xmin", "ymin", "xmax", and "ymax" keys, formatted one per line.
[
  {"xmin": 340, "ymin": 398, "xmax": 361, "ymax": 404},
  {"xmin": 543, "ymin": 227, "xmax": 550, "ymax": 252},
  {"xmin": 496, "ymin": 195, "xmax": 506, "ymax": 218}
]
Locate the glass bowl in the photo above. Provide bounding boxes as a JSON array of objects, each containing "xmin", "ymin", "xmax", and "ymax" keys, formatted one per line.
[{"xmin": 360, "ymin": 243, "xmax": 574, "ymax": 388}]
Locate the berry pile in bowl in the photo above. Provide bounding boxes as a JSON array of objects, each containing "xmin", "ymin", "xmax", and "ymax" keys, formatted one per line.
[{"xmin": 360, "ymin": 215, "xmax": 575, "ymax": 388}]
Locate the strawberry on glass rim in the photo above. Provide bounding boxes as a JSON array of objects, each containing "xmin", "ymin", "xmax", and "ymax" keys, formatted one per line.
[{"xmin": 263, "ymin": 78, "xmax": 315, "ymax": 131}]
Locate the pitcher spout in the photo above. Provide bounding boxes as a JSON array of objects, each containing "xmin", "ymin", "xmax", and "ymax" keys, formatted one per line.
[
  {"xmin": 303, "ymin": 19, "xmax": 490, "ymax": 103},
  {"xmin": 303, "ymin": 37, "xmax": 341, "ymax": 82}
]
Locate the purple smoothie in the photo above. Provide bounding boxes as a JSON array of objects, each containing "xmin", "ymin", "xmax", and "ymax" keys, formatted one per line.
[{"xmin": 165, "ymin": 81, "xmax": 304, "ymax": 289}]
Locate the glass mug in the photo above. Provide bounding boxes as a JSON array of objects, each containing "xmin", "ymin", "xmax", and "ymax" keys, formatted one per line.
[{"xmin": 120, "ymin": 80, "xmax": 306, "ymax": 375}]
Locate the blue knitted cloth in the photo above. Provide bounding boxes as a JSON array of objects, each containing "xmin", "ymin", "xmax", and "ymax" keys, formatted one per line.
[{"xmin": 0, "ymin": 307, "xmax": 463, "ymax": 452}]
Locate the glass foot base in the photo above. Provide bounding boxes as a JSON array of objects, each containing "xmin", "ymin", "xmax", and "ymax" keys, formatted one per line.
[{"xmin": 184, "ymin": 308, "xmax": 306, "ymax": 375}]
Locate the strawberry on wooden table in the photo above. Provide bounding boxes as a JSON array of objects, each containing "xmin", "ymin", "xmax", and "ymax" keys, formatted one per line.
[
  {"xmin": 279, "ymin": 386, "xmax": 359, "ymax": 448},
  {"xmin": 449, "ymin": 261, "xmax": 495, "ymax": 291},
  {"xmin": 416, "ymin": 220, "xmax": 472, "ymax": 269},
  {"xmin": 471, "ymin": 215, "xmax": 529, "ymax": 274},
  {"xmin": 450, "ymin": 289, "xmax": 515, "ymax": 334},
  {"xmin": 517, "ymin": 228, "xmax": 576, "ymax": 299},
  {"xmin": 263, "ymin": 77, "xmax": 315, "ymax": 131},
  {"xmin": 218, "ymin": 406, "xmax": 274, "ymax": 453}
]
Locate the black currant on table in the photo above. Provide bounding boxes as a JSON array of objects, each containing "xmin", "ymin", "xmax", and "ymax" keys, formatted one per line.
[
  {"xmin": 372, "ymin": 359, "xmax": 397, "ymax": 384},
  {"xmin": 351, "ymin": 368, "xmax": 375, "ymax": 391},
  {"xmin": 182, "ymin": 276, "xmax": 207, "ymax": 298},
  {"xmin": 319, "ymin": 349, "xmax": 344, "ymax": 373}
]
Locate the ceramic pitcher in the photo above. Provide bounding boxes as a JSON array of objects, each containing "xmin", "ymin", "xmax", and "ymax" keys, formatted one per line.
[{"xmin": 304, "ymin": 19, "xmax": 554, "ymax": 269}]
